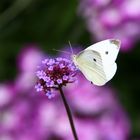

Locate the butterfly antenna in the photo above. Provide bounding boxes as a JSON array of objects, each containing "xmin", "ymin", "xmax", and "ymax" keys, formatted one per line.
[
  {"xmin": 68, "ymin": 41, "xmax": 74, "ymax": 55},
  {"xmin": 52, "ymin": 48, "xmax": 71, "ymax": 55}
]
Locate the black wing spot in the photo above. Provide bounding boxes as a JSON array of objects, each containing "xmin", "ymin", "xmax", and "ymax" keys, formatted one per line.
[
  {"xmin": 93, "ymin": 58, "xmax": 96, "ymax": 62},
  {"xmin": 105, "ymin": 51, "xmax": 108, "ymax": 55},
  {"xmin": 91, "ymin": 81, "xmax": 93, "ymax": 84}
]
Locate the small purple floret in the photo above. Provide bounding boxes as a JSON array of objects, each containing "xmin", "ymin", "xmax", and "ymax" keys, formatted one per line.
[
  {"xmin": 63, "ymin": 75, "xmax": 69, "ymax": 81},
  {"xmin": 46, "ymin": 91, "xmax": 55, "ymax": 99},
  {"xmin": 35, "ymin": 57, "xmax": 77, "ymax": 99},
  {"xmin": 35, "ymin": 83, "xmax": 43, "ymax": 92},
  {"xmin": 57, "ymin": 79, "xmax": 63, "ymax": 84}
]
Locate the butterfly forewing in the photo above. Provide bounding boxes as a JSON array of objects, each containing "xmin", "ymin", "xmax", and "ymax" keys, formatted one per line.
[{"xmin": 86, "ymin": 39, "xmax": 120, "ymax": 66}]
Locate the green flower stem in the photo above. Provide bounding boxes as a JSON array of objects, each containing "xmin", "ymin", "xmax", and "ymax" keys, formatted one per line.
[{"xmin": 59, "ymin": 86, "xmax": 78, "ymax": 140}]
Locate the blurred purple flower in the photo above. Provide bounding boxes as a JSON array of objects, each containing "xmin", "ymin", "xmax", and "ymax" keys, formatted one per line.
[
  {"xmin": 78, "ymin": 0, "xmax": 140, "ymax": 51},
  {"xmin": 35, "ymin": 58, "xmax": 77, "ymax": 98},
  {"xmin": 0, "ymin": 84, "xmax": 16, "ymax": 107},
  {"xmin": 0, "ymin": 45, "xmax": 131, "ymax": 140},
  {"xmin": 64, "ymin": 73, "xmax": 130, "ymax": 140},
  {"xmin": 17, "ymin": 44, "xmax": 43, "ymax": 73},
  {"xmin": 15, "ymin": 46, "xmax": 44, "ymax": 92}
]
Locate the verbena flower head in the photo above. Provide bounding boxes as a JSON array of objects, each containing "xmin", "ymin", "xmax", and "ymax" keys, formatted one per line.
[{"xmin": 35, "ymin": 58, "xmax": 77, "ymax": 99}]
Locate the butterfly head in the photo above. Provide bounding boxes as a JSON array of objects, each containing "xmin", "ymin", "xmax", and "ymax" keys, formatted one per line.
[{"xmin": 71, "ymin": 54, "xmax": 78, "ymax": 66}]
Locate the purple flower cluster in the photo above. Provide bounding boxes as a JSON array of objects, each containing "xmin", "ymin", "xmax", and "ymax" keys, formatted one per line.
[
  {"xmin": 78, "ymin": 0, "xmax": 140, "ymax": 51},
  {"xmin": 35, "ymin": 58, "xmax": 77, "ymax": 98}
]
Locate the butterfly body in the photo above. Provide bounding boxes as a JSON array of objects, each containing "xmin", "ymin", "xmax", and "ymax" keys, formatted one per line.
[{"xmin": 72, "ymin": 39, "xmax": 120, "ymax": 86}]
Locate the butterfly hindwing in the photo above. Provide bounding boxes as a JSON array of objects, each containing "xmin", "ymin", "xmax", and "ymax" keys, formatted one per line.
[
  {"xmin": 75, "ymin": 50, "xmax": 107, "ymax": 86},
  {"xmin": 103, "ymin": 62, "xmax": 117, "ymax": 80}
]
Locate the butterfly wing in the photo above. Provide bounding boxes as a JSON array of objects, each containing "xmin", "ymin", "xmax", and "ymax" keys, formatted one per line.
[
  {"xmin": 86, "ymin": 39, "xmax": 120, "ymax": 65},
  {"xmin": 103, "ymin": 62, "xmax": 117, "ymax": 80},
  {"xmin": 75, "ymin": 50, "xmax": 108, "ymax": 86},
  {"xmin": 85, "ymin": 39, "xmax": 120, "ymax": 81}
]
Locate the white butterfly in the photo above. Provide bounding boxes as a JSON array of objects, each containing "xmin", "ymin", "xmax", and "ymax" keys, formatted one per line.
[{"xmin": 72, "ymin": 39, "xmax": 121, "ymax": 86}]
